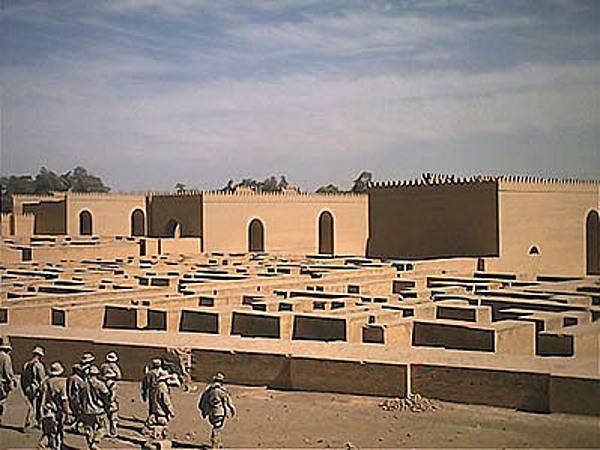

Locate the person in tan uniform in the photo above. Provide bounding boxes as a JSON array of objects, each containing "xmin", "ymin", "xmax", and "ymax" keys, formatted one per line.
[
  {"xmin": 39, "ymin": 362, "xmax": 69, "ymax": 450},
  {"xmin": 21, "ymin": 346, "xmax": 46, "ymax": 430},
  {"xmin": 102, "ymin": 367, "xmax": 119, "ymax": 437},
  {"xmin": 66, "ymin": 363, "xmax": 86, "ymax": 433},
  {"xmin": 0, "ymin": 337, "xmax": 16, "ymax": 424},
  {"xmin": 81, "ymin": 365, "xmax": 110, "ymax": 450},
  {"xmin": 198, "ymin": 372, "xmax": 236, "ymax": 449}
]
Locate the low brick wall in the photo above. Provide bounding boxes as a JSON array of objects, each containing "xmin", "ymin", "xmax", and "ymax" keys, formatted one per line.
[
  {"xmin": 7, "ymin": 335, "xmax": 598, "ymax": 416},
  {"xmin": 412, "ymin": 364, "xmax": 549, "ymax": 412}
]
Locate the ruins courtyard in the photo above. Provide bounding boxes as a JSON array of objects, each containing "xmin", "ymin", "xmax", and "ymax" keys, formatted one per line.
[{"xmin": 0, "ymin": 176, "xmax": 599, "ymax": 448}]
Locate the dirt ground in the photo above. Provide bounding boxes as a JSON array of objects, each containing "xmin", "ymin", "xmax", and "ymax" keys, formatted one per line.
[{"xmin": 1, "ymin": 381, "xmax": 598, "ymax": 449}]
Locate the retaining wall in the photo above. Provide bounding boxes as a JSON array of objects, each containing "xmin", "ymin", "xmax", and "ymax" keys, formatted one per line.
[{"xmin": 6, "ymin": 335, "xmax": 598, "ymax": 416}]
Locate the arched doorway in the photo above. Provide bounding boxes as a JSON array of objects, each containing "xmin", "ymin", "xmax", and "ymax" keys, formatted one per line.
[
  {"xmin": 586, "ymin": 210, "xmax": 599, "ymax": 275},
  {"xmin": 318, "ymin": 211, "xmax": 334, "ymax": 255},
  {"xmin": 131, "ymin": 209, "xmax": 145, "ymax": 236},
  {"xmin": 248, "ymin": 219, "xmax": 265, "ymax": 252},
  {"xmin": 166, "ymin": 219, "xmax": 181, "ymax": 238},
  {"xmin": 79, "ymin": 210, "xmax": 92, "ymax": 235}
]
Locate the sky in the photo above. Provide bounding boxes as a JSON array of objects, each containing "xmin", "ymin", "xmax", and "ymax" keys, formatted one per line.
[{"xmin": 1, "ymin": 0, "xmax": 599, "ymax": 191}]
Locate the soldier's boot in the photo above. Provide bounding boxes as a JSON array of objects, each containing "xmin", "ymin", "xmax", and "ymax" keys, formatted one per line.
[
  {"xmin": 48, "ymin": 434, "xmax": 59, "ymax": 450},
  {"xmin": 210, "ymin": 428, "xmax": 223, "ymax": 449},
  {"xmin": 109, "ymin": 417, "xmax": 118, "ymax": 437}
]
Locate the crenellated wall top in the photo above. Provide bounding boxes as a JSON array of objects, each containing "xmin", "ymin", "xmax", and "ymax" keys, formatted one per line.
[{"xmin": 369, "ymin": 173, "xmax": 600, "ymax": 190}]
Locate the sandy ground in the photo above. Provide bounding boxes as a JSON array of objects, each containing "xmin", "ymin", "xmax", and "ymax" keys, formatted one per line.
[{"xmin": 1, "ymin": 381, "xmax": 598, "ymax": 449}]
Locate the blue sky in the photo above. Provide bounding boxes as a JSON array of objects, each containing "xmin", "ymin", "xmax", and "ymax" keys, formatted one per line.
[{"xmin": 1, "ymin": 0, "xmax": 598, "ymax": 191}]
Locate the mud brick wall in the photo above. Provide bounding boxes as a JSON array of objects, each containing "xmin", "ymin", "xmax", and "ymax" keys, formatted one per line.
[
  {"xmin": 549, "ymin": 376, "xmax": 600, "ymax": 416},
  {"xmin": 284, "ymin": 357, "xmax": 406, "ymax": 397},
  {"xmin": 191, "ymin": 349, "xmax": 287, "ymax": 386},
  {"xmin": 367, "ymin": 182, "xmax": 499, "ymax": 259},
  {"xmin": 412, "ymin": 364, "xmax": 550, "ymax": 412}
]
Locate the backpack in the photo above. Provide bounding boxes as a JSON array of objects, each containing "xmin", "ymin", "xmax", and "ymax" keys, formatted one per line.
[{"xmin": 20, "ymin": 360, "xmax": 37, "ymax": 392}]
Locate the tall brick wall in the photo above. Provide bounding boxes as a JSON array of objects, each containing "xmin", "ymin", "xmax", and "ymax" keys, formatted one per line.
[{"xmin": 367, "ymin": 180, "xmax": 499, "ymax": 259}]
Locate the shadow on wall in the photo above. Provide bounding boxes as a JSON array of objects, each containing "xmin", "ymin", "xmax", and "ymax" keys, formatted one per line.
[
  {"xmin": 7, "ymin": 336, "xmax": 600, "ymax": 415},
  {"xmin": 367, "ymin": 183, "xmax": 499, "ymax": 259}
]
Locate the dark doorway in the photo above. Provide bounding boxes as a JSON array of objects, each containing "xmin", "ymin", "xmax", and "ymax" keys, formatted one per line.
[
  {"xmin": 318, "ymin": 211, "xmax": 334, "ymax": 255},
  {"xmin": 248, "ymin": 219, "xmax": 265, "ymax": 252},
  {"xmin": 586, "ymin": 210, "xmax": 600, "ymax": 275},
  {"xmin": 79, "ymin": 211, "xmax": 92, "ymax": 235},
  {"xmin": 165, "ymin": 219, "xmax": 181, "ymax": 238},
  {"xmin": 131, "ymin": 209, "xmax": 145, "ymax": 236}
]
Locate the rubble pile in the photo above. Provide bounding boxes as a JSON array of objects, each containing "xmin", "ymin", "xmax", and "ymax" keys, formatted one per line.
[{"xmin": 378, "ymin": 393, "xmax": 437, "ymax": 413}]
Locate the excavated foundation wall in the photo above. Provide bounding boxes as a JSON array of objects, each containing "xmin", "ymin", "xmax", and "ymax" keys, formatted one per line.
[{"xmin": 6, "ymin": 336, "xmax": 598, "ymax": 416}]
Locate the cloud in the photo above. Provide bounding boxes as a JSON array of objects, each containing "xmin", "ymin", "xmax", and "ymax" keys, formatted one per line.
[{"xmin": 1, "ymin": 0, "xmax": 598, "ymax": 190}]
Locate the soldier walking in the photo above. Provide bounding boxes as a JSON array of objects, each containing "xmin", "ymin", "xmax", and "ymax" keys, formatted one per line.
[
  {"xmin": 0, "ymin": 336, "xmax": 16, "ymax": 424},
  {"xmin": 198, "ymin": 372, "xmax": 236, "ymax": 449},
  {"xmin": 21, "ymin": 346, "xmax": 46, "ymax": 430},
  {"xmin": 102, "ymin": 367, "xmax": 119, "ymax": 437},
  {"xmin": 66, "ymin": 363, "xmax": 86, "ymax": 433},
  {"xmin": 39, "ymin": 362, "xmax": 69, "ymax": 450},
  {"xmin": 81, "ymin": 365, "xmax": 110, "ymax": 450},
  {"xmin": 141, "ymin": 358, "xmax": 180, "ymax": 439},
  {"xmin": 141, "ymin": 359, "xmax": 164, "ymax": 426},
  {"xmin": 100, "ymin": 351, "xmax": 122, "ymax": 437}
]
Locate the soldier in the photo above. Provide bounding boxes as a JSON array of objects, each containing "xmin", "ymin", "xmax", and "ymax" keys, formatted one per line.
[
  {"xmin": 39, "ymin": 362, "xmax": 69, "ymax": 450},
  {"xmin": 141, "ymin": 359, "xmax": 180, "ymax": 439},
  {"xmin": 21, "ymin": 346, "xmax": 47, "ymax": 429},
  {"xmin": 80, "ymin": 365, "xmax": 110, "ymax": 450},
  {"xmin": 102, "ymin": 368, "xmax": 119, "ymax": 437},
  {"xmin": 166, "ymin": 347, "xmax": 193, "ymax": 392},
  {"xmin": 0, "ymin": 336, "xmax": 16, "ymax": 424},
  {"xmin": 198, "ymin": 372, "xmax": 236, "ymax": 449},
  {"xmin": 66, "ymin": 363, "xmax": 86, "ymax": 433},
  {"xmin": 141, "ymin": 358, "xmax": 163, "ymax": 425},
  {"xmin": 100, "ymin": 351, "xmax": 122, "ymax": 380}
]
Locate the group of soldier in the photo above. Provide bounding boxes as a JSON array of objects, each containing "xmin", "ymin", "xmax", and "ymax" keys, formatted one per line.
[{"xmin": 0, "ymin": 338, "xmax": 236, "ymax": 449}]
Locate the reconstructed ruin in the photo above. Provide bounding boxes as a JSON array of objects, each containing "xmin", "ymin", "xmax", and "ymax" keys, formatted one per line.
[{"xmin": 1, "ymin": 174, "xmax": 599, "ymax": 416}]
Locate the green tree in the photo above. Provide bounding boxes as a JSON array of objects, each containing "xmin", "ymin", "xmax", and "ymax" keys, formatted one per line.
[
  {"xmin": 260, "ymin": 176, "xmax": 280, "ymax": 192},
  {"xmin": 1, "ymin": 166, "xmax": 110, "ymax": 211},
  {"xmin": 236, "ymin": 178, "xmax": 260, "ymax": 191},
  {"xmin": 34, "ymin": 167, "xmax": 69, "ymax": 194},
  {"xmin": 315, "ymin": 183, "xmax": 341, "ymax": 194},
  {"xmin": 278, "ymin": 175, "xmax": 289, "ymax": 190},
  {"xmin": 61, "ymin": 166, "xmax": 110, "ymax": 193},
  {"xmin": 221, "ymin": 179, "xmax": 235, "ymax": 193},
  {"xmin": 351, "ymin": 171, "xmax": 373, "ymax": 193},
  {"xmin": 1, "ymin": 175, "xmax": 35, "ymax": 211}
]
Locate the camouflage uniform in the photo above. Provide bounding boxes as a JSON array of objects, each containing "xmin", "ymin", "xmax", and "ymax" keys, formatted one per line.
[
  {"xmin": 67, "ymin": 363, "xmax": 87, "ymax": 432},
  {"xmin": 102, "ymin": 368, "xmax": 119, "ymax": 436},
  {"xmin": 0, "ymin": 345, "xmax": 16, "ymax": 423},
  {"xmin": 81, "ymin": 367, "xmax": 110, "ymax": 450},
  {"xmin": 39, "ymin": 363, "xmax": 68, "ymax": 450},
  {"xmin": 198, "ymin": 373, "xmax": 236, "ymax": 449},
  {"xmin": 21, "ymin": 349, "xmax": 46, "ymax": 429},
  {"xmin": 141, "ymin": 360, "xmax": 180, "ymax": 439}
]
